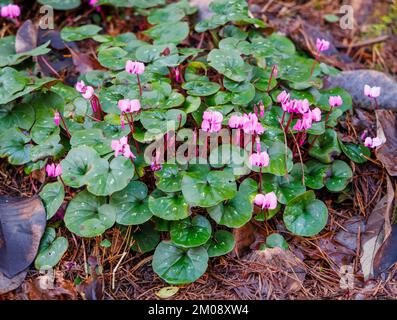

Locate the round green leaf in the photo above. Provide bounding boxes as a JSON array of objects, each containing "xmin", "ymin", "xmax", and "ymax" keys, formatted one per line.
[
  {"xmin": 291, "ymin": 160, "xmax": 330, "ymax": 190},
  {"xmin": 140, "ymin": 109, "xmax": 187, "ymax": 134},
  {"xmin": 98, "ymin": 47, "xmax": 128, "ymax": 70},
  {"xmin": 262, "ymin": 173, "xmax": 306, "ymax": 205},
  {"xmin": 87, "ymin": 156, "xmax": 134, "ymax": 196},
  {"xmin": 143, "ymin": 22, "xmax": 189, "ymax": 44},
  {"xmin": 149, "ymin": 191, "xmax": 190, "ymax": 221},
  {"xmin": 266, "ymin": 233, "xmax": 288, "ymax": 250},
  {"xmin": 131, "ymin": 222, "xmax": 160, "ymax": 253},
  {"xmin": 283, "ymin": 191, "xmax": 328, "ymax": 237},
  {"xmin": 152, "ymin": 241, "xmax": 208, "ymax": 285},
  {"xmin": 40, "ymin": 181, "xmax": 65, "ymax": 220},
  {"xmin": 61, "ymin": 25, "xmax": 102, "ymax": 42},
  {"xmin": 205, "ymin": 230, "xmax": 235, "ymax": 257},
  {"xmin": 278, "ymin": 56, "xmax": 313, "ymax": 82},
  {"xmin": 209, "ymin": 144, "xmax": 249, "ymax": 176},
  {"xmin": 0, "ymin": 102, "xmax": 35, "ymax": 132},
  {"xmin": 61, "ymin": 146, "xmax": 101, "ymax": 188},
  {"xmin": 170, "ymin": 215, "xmax": 212, "ymax": 248},
  {"xmin": 110, "ymin": 181, "xmax": 152, "ymax": 225},
  {"xmin": 325, "ymin": 160, "xmax": 353, "ymax": 192},
  {"xmin": 0, "ymin": 128, "xmax": 31, "ymax": 165},
  {"xmin": 155, "ymin": 164, "xmax": 183, "ymax": 192},
  {"xmin": 64, "ymin": 190, "xmax": 116, "ymax": 238},
  {"xmin": 207, "ymin": 178, "xmax": 256, "ymax": 228},
  {"xmin": 38, "ymin": 0, "xmax": 81, "ymax": 10},
  {"xmin": 308, "ymin": 128, "xmax": 341, "ymax": 164},
  {"xmin": 313, "ymin": 87, "xmax": 352, "ymax": 112},
  {"xmin": 339, "ymin": 140, "xmax": 370, "ymax": 164},
  {"xmin": 208, "ymin": 48, "xmax": 252, "ymax": 82},
  {"xmin": 182, "ymin": 170, "xmax": 237, "ymax": 207},
  {"xmin": 34, "ymin": 228, "xmax": 68, "ymax": 270},
  {"xmin": 182, "ymin": 80, "xmax": 221, "ymax": 96}
]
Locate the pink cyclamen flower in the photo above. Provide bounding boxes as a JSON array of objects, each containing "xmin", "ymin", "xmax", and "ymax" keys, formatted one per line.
[
  {"xmin": 125, "ymin": 60, "xmax": 145, "ymax": 75},
  {"xmin": 82, "ymin": 86, "xmax": 94, "ymax": 100},
  {"xmin": 311, "ymin": 107, "xmax": 322, "ymax": 122},
  {"xmin": 254, "ymin": 192, "xmax": 278, "ymax": 210},
  {"xmin": 249, "ymin": 150, "xmax": 270, "ymax": 168},
  {"xmin": 201, "ymin": 111, "xmax": 223, "ymax": 133},
  {"xmin": 316, "ymin": 38, "xmax": 330, "ymax": 52},
  {"xmin": 360, "ymin": 130, "xmax": 368, "ymax": 141},
  {"xmin": 1, "ymin": 4, "xmax": 20, "ymax": 19},
  {"xmin": 364, "ymin": 137, "xmax": 382, "ymax": 148},
  {"xmin": 228, "ymin": 114, "xmax": 245, "ymax": 129},
  {"xmin": 118, "ymin": 99, "xmax": 141, "ymax": 113},
  {"xmin": 364, "ymin": 85, "xmax": 381, "ymax": 99},
  {"xmin": 293, "ymin": 113, "xmax": 313, "ymax": 131},
  {"xmin": 277, "ymin": 90, "xmax": 290, "ymax": 105},
  {"xmin": 290, "ymin": 99, "xmax": 310, "ymax": 115},
  {"xmin": 75, "ymin": 80, "xmax": 86, "ymax": 93},
  {"xmin": 89, "ymin": 0, "xmax": 101, "ymax": 11},
  {"xmin": 46, "ymin": 164, "xmax": 62, "ymax": 178},
  {"xmin": 111, "ymin": 137, "xmax": 136, "ymax": 159},
  {"xmin": 242, "ymin": 113, "xmax": 264, "ymax": 135},
  {"xmin": 54, "ymin": 111, "xmax": 60, "ymax": 126},
  {"xmin": 329, "ymin": 95, "xmax": 343, "ymax": 108}
]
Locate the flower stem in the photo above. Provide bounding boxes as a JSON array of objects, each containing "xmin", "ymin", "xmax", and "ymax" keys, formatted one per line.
[
  {"xmin": 259, "ymin": 167, "xmax": 262, "ymax": 193},
  {"xmin": 309, "ymin": 51, "xmax": 319, "ymax": 77},
  {"xmin": 280, "ymin": 111, "xmax": 286, "ymax": 128},
  {"xmin": 125, "ymin": 113, "xmax": 141, "ymax": 154},
  {"xmin": 59, "ymin": 112, "xmax": 71, "ymax": 139},
  {"xmin": 137, "ymin": 75, "xmax": 142, "ymax": 97},
  {"xmin": 284, "ymin": 112, "xmax": 293, "ymax": 134},
  {"xmin": 324, "ymin": 106, "xmax": 333, "ymax": 125},
  {"xmin": 266, "ymin": 65, "xmax": 276, "ymax": 93},
  {"xmin": 374, "ymin": 98, "xmax": 379, "ymax": 110}
]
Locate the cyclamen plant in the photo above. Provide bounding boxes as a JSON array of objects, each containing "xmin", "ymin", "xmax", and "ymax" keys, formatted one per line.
[{"xmin": 0, "ymin": 0, "xmax": 383, "ymax": 285}]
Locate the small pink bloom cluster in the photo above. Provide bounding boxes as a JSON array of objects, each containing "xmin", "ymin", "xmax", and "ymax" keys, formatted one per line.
[
  {"xmin": 364, "ymin": 85, "xmax": 381, "ymax": 99},
  {"xmin": 316, "ymin": 38, "xmax": 330, "ymax": 52},
  {"xmin": 201, "ymin": 111, "xmax": 223, "ymax": 133},
  {"xmin": 89, "ymin": 0, "xmax": 101, "ymax": 12},
  {"xmin": 75, "ymin": 80, "xmax": 94, "ymax": 100},
  {"xmin": 46, "ymin": 163, "xmax": 62, "ymax": 178},
  {"xmin": 125, "ymin": 60, "xmax": 145, "ymax": 75},
  {"xmin": 364, "ymin": 136, "xmax": 382, "ymax": 149},
  {"xmin": 329, "ymin": 95, "xmax": 343, "ymax": 108},
  {"xmin": 228, "ymin": 113, "xmax": 264, "ymax": 135},
  {"xmin": 254, "ymin": 192, "xmax": 277, "ymax": 210},
  {"xmin": 118, "ymin": 99, "xmax": 141, "ymax": 113},
  {"xmin": 111, "ymin": 136, "xmax": 135, "ymax": 159},
  {"xmin": 1, "ymin": 4, "xmax": 20, "ymax": 19}
]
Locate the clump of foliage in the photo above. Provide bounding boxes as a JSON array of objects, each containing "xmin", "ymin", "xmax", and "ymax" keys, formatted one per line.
[{"xmin": 0, "ymin": 0, "xmax": 374, "ymax": 285}]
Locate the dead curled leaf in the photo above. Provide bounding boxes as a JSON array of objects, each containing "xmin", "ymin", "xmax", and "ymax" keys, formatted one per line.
[
  {"xmin": 375, "ymin": 110, "xmax": 397, "ymax": 176},
  {"xmin": 360, "ymin": 176, "xmax": 394, "ymax": 280},
  {"xmin": 155, "ymin": 286, "xmax": 179, "ymax": 299},
  {"xmin": 0, "ymin": 196, "xmax": 46, "ymax": 279}
]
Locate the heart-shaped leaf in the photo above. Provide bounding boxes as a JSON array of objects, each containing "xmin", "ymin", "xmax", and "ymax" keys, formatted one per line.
[
  {"xmin": 182, "ymin": 80, "xmax": 221, "ymax": 96},
  {"xmin": 339, "ymin": 140, "xmax": 370, "ymax": 164},
  {"xmin": 170, "ymin": 215, "xmax": 212, "ymax": 248},
  {"xmin": 208, "ymin": 48, "xmax": 252, "ymax": 82},
  {"xmin": 0, "ymin": 101, "xmax": 35, "ymax": 133},
  {"xmin": 98, "ymin": 47, "xmax": 128, "ymax": 70},
  {"xmin": 205, "ymin": 230, "xmax": 235, "ymax": 257},
  {"xmin": 265, "ymin": 233, "xmax": 288, "ymax": 250},
  {"xmin": 283, "ymin": 191, "xmax": 328, "ymax": 237},
  {"xmin": 325, "ymin": 160, "xmax": 353, "ymax": 192},
  {"xmin": 38, "ymin": 0, "xmax": 81, "ymax": 10},
  {"xmin": 291, "ymin": 160, "xmax": 330, "ymax": 190},
  {"xmin": 130, "ymin": 222, "xmax": 160, "ymax": 253},
  {"xmin": 308, "ymin": 128, "xmax": 341, "ymax": 164},
  {"xmin": 152, "ymin": 241, "xmax": 208, "ymax": 285},
  {"xmin": 140, "ymin": 109, "xmax": 187, "ymax": 134},
  {"xmin": 262, "ymin": 173, "xmax": 306, "ymax": 204},
  {"xmin": 209, "ymin": 144, "xmax": 249, "ymax": 176},
  {"xmin": 64, "ymin": 190, "xmax": 116, "ymax": 238},
  {"xmin": 182, "ymin": 169, "xmax": 237, "ymax": 207},
  {"xmin": 61, "ymin": 25, "xmax": 102, "ymax": 42},
  {"xmin": 40, "ymin": 181, "xmax": 65, "ymax": 220},
  {"xmin": 110, "ymin": 181, "xmax": 152, "ymax": 225},
  {"xmin": 86, "ymin": 156, "xmax": 134, "ymax": 196},
  {"xmin": 207, "ymin": 178, "xmax": 256, "ymax": 228},
  {"xmin": 34, "ymin": 228, "xmax": 68, "ymax": 270},
  {"xmin": 154, "ymin": 164, "xmax": 183, "ymax": 192},
  {"xmin": 313, "ymin": 87, "xmax": 352, "ymax": 112},
  {"xmin": 149, "ymin": 191, "xmax": 190, "ymax": 221},
  {"xmin": 143, "ymin": 22, "xmax": 189, "ymax": 44},
  {"xmin": 0, "ymin": 128, "xmax": 31, "ymax": 165}
]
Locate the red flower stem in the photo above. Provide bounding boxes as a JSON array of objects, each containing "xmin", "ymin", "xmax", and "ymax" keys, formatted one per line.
[
  {"xmin": 129, "ymin": 157, "xmax": 140, "ymax": 178},
  {"xmin": 58, "ymin": 176, "xmax": 66, "ymax": 189},
  {"xmin": 251, "ymin": 135, "xmax": 254, "ymax": 154},
  {"xmin": 137, "ymin": 75, "xmax": 142, "ymax": 97},
  {"xmin": 374, "ymin": 98, "xmax": 379, "ymax": 110},
  {"xmin": 266, "ymin": 65, "xmax": 276, "ymax": 93},
  {"xmin": 59, "ymin": 112, "xmax": 71, "ymax": 139},
  {"xmin": 125, "ymin": 113, "xmax": 141, "ymax": 154},
  {"xmin": 259, "ymin": 167, "xmax": 262, "ymax": 193},
  {"xmin": 284, "ymin": 112, "xmax": 294, "ymax": 134},
  {"xmin": 324, "ymin": 106, "xmax": 333, "ymax": 125}
]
